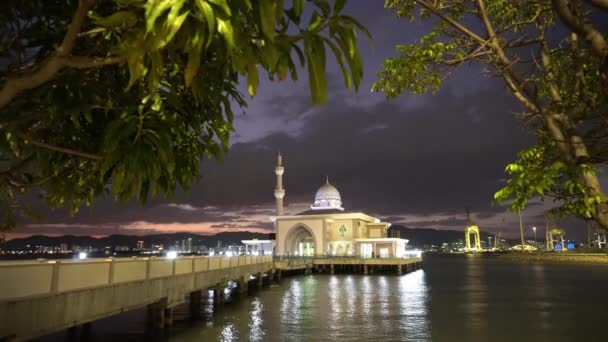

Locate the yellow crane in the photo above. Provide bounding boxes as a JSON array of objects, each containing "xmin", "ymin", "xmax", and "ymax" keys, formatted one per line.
[{"xmin": 464, "ymin": 208, "xmax": 481, "ymax": 252}]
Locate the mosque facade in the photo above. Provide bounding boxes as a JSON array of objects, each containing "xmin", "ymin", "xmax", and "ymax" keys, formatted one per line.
[{"xmin": 273, "ymin": 153, "xmax": 408, "ymax": 257}]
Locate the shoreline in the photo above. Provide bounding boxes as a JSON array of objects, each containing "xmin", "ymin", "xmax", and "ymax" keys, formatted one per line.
[
  {"xmin": 425, "ymin": 251, "xmax": 608, "ymax": 265},
  {"xmin": 497, "ymin": 252, "xmax": 608, "ymax": 265}
]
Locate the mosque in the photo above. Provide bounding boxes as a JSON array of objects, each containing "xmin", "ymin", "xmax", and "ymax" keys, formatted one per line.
[{"xmin": 269, "ymin": 153, "xmax": 409, "ymax": 258}]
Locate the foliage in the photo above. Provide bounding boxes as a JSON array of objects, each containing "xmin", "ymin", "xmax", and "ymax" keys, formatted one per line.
[
  {"xmin": 493, "ymin": 138, "xmax": 605, "ymax": 219},
  {"xmin": 0, "ymin": 0, "xmax": 370, "ymax": 230},
  {"xmin": 374, "ymin": 0, "xmax": 608, "ymax": 228}
]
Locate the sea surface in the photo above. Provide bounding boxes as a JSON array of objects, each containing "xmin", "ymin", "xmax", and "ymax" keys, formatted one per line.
[{"xmin": 41, "ymin": 254, "xmax": 608, "ymax": 341}]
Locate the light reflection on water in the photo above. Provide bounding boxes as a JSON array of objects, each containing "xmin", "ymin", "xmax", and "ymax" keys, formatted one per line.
[
  {"xmin": 41, "ymin": 255, "xmax": 608, "ymax": 342},
  {"xmin": 398, "ymin": 270, "xmax": 430, "ymax": 340},
  {"xmin": 248, "ymin": 298, "xmax": 264, "ymax": 342}
]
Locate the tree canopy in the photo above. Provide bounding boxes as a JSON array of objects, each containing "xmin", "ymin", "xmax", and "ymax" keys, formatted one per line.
[
  {"xmin": 0, "ymin": 0, "xmax": 371, "ymax": 230},
  {"xmin": 374, "ymin": 0, "xmax": 608, "ymax": 229}
]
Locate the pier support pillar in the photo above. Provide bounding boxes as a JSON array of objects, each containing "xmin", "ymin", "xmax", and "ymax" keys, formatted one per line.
[
  {"xmin": 81, "ymin": 322, "xmax": 92, "ymax": 340},
  {"xmin": 213, "ymin": 284, "xmax": 223, "ymax": 306},
  {"xmin": 163, "ymin": 307, "xmax": 174, "ymax": 327},
  {"xmin": 146, "ymin": 299, "xmax": 167, "ymax": 330},
  {"xmin": 66, "ymin": 326, "xmax": 79, "ymax": 341},
  {"xmin": 330, "ymin": 264, "xmax": 335, "ymax": 275},
  {"xmin": 237, "ymin": 276, "xmax": 248, "ymax": 295},
  {"xmin": 256, "ymin": 272, "xmax": 263, "ymax": 289},
  {"xmin": 189, "ymin": 290, "xmax": 202, "ymax": 319},
  {"xmin": 396, "ymin": 265, "xmax": 402, "ymax": 275},
  {"xmin": 275, "ymin": 269, "xmax": 282, "ymax": 282},
  {"xmin": 363, "ymin": 265, "xmax": 368, "ymax": 275}
]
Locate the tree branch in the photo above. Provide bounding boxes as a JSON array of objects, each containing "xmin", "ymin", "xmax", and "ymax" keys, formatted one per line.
[
  {"xmin": 552, "ymin": 0, "xmax": 608, "ymax": 58},
  {"xmin": 475, "ymin": 0, "xmax": 541, "ymax": 114},
  {"xmin": 17, "ymin": 133, "xmax": 102, "ymax": 160},
  {"xmin": 415, "ymin": 0, "xmax": 487, "ymax": 45},
  {"xmin": 0, "ymin": 0, "xmax": 97, "ymax": 109},
  {"xmin": 63, "ymin": 56, "xmax": 124, "ymax": 69},
  {"xmin": 584, "ymin": 0, "xmax": 608, "ymax": 11}
]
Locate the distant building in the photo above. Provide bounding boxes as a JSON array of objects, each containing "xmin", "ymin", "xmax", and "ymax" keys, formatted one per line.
[
  {"xmin": 242, "ymin": 239, "xmax": 275, "ymax": 255},
  {"xmin": 136, "ymin": 240, "xmax": 144, "ymax": 250}
]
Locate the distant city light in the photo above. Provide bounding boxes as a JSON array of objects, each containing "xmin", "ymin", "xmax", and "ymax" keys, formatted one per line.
[
  {"xmin": 209, "ymin": 251, "xmax": 215, "ymax": 256},
  {"xmin": 225, "ymin": 251, "xmax": 233, "ymax": 257},
  {"xmin": 166, "ymin": 251, "xmax": 178, "ymax": 259},
  {"xmin": 403, "ymin": 250, "xmax": 422, "ymax": 258},
  {"xmin": 78, "ymin": 252, "xmax": 87, "ymax": 260}
]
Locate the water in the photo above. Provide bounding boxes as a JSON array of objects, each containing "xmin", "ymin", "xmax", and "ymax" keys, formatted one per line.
[{"xmin": 42, "ymin": 255, "xmax": 608, "ymax": 341}]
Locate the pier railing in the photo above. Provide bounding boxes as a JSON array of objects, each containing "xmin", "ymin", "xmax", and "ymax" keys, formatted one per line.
[{"xmin": 0, "ymin": 255, "xmax": 272, "ymax": 301}]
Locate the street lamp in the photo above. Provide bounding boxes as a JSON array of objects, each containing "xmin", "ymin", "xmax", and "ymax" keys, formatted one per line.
[{"xmin": 532, "ymin": 227, "xmax": 537, "ymax": 247}]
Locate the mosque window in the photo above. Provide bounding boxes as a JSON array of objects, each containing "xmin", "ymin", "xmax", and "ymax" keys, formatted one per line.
[{"xmin": 339, "ymin": 224, "xmax": 347, "ymax": 237}]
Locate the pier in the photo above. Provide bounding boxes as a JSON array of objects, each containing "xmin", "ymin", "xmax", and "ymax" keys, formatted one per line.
[
  {"xmin": 0, "ymin": 254, "xmax": 422, "ymax": 341},
  {"xmin": 0, "ymin": 255, "xmax": 273, "ymax": 341}
]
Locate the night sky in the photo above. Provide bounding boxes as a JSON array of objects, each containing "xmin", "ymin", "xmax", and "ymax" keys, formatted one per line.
[{"xmin": 9, "ymin": 1, "xmax": 602, "ymax": 240}]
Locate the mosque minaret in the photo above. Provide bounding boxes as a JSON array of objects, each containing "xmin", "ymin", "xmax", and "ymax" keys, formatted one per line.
[{"xmin": 274, "ymin": 152, "xmax": 285, "ymax": 216}]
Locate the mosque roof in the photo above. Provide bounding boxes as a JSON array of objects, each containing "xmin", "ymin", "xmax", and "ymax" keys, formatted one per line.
[
  {"xmin": 296, "ymin": 208, "xmax": 348, "ymax": 216},
  {"xmin": 310, "ymin": 177, "xmax": 344, "ymax": 211}
]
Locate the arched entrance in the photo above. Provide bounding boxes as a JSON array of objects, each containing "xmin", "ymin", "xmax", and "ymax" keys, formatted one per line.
[
  {"xmin": 336, "ymin": 244, "xmax": 344, "ymax": 256},
  {"xmin": 284, "ymin": 224, "xmax": 317, "ymax": 256}
]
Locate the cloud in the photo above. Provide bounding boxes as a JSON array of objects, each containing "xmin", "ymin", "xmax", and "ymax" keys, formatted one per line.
[{"xmin": 166, "ymin": 203, "xmax": 200, "ymax": 211}]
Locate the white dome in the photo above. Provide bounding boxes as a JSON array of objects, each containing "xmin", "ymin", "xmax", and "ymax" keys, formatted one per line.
[{"xmin": 311, "ymin": 178, "xmax": 343, "ymax": 210}]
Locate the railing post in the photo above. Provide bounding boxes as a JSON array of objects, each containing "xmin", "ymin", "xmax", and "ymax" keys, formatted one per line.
[
  {"xmin": 146, "ymin": 258, "xmax": 151, "ymax": 280},
  {"xmin": 50, "ymin": 261, "xmax": 60, "ymax": 294},
  {"xmin": 108, "ymin": 258, "xmax": 115, "ymax": 285},
  {"xmin": 172, "ymin": 258, "xmax": 176, "ymax": 275}
]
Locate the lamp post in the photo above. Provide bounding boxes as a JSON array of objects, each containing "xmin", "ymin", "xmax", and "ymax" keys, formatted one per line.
[{"xmin": 532, "ymin": 227, "xmax": 537, "ymax": 248}]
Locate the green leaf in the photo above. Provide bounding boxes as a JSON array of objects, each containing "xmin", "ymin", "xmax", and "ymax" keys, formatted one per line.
[
  {"xmin": 333, "ymin": 0, "xmax": 347, "ymax": 14},
  {"xmin": 195, "ymin": 0, "xmax": 216, "ymax": 48},
  {"xmin": 294, "ymin": 0, "xmax": 304, "ymax": 18},
  {"xmin": 185, "ymin": 44, "xmax": 202, "ymax": 88},
  {"xmin": 208, "ymin": 0, "xmax": 231, "ymax": 16},
  {"xmin": 145, "ymin": 0, "xmax": 174, "ymax": 33},
  {"xmin": 247, "ymin": 62, "xmax": 259, "ymax": 97},
  {"xmin": 259, "ymin": 0, "xmax": 276, "ymax": 40},
  {"xmin": 275, "ymin": 0, "xmax": 285, "ymax": 23},
  {"xmin": 261, "ymin": 43, "xmax": 280, "ymax": 69},
  {"xmin": 276, "ymin": 57, "xmax": 289, "ymax": 80},
  {"xmin": 217, "ymin": 17, "xmax": 235, "ymax": 50},
  {"xmin": 305, "ymin": 35, "xmax": 327, "ymax": 104},
  {"xmin": 339, "ymin": 15, "xmax": 373, "ymax": 45},
  {"xmin": 313, "ymin": 0, "xmax": 331, "ymax": 16},
  {"xmin": 322, "ymin": 37, "xmax": 351, "ymax": 89},
  {"xmin": 291, "ymin": 43, "xmax": 305, "ymax": 66},
  {"xmin": 307, "ymin": 11, "xmax": 323, "ymax": 31}
]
